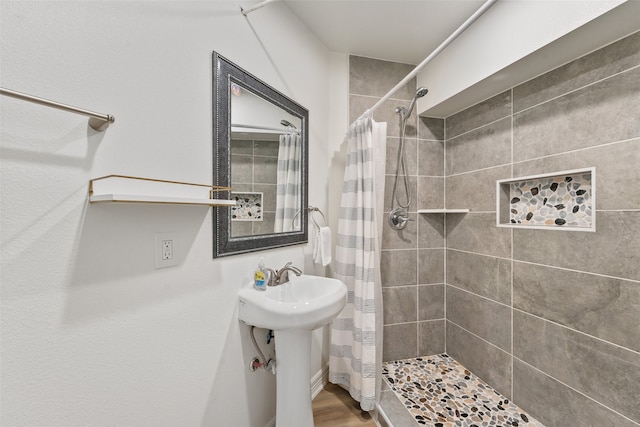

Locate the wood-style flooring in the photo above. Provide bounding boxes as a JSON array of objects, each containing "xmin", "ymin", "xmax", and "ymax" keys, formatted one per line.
[{"xmin": 312, "ymin": 383, "xmax": 377, "ymax": 427}]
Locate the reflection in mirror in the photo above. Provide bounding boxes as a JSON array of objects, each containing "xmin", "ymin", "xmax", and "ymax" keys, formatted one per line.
[
  {"xmin": 229, "ymin": 87, "xmax": 302, "ymax": 237},
  {"xmin": 212, "ymin": 52, "xmax": 308, "ymax": 258}
]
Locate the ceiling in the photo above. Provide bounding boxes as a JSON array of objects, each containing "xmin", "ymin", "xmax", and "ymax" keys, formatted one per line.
[{"xmin": 283, "ymin": 0, "xmax": 487, "ymax": 65}]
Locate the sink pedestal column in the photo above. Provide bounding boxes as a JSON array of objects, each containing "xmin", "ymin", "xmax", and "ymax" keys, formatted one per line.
[{"xmin": 274, "ymin": 329, "xmax": 313, "ymax": 427}]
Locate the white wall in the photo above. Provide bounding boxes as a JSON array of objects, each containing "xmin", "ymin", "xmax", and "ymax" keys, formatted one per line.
[
  {"xmin": 416, "ymin": 0, "xmax": 639, "ymax": 117},
  {"xmin": 0, "ymin": 1, "xmax": 332, "ymax": 426}
]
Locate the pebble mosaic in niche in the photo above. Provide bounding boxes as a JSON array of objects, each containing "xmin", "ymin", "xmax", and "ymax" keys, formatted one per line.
[
  {"xmin": 231, "ymin": 192, "xmax": 263, "ymax": 221},
  {"xmin": 509, "ymin": 173, "xmax": 592, "ymax": 228}
]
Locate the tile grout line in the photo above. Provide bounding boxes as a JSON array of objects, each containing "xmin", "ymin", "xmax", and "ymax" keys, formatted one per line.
[
  {"xmin": 446, "ymin": 282, "xmax": 640, "ymax": 357},
  {"xmin": 513, "ymin": 356, "xmax": 640, "ymax": 427},
  {"xmin": 510, "ymin": 86, "xmax": 515, "ymax": 401},
  {"xmin": 448, "ymin": 319, "xmax": 511, "ymax": 357},
  {"xmin": 446, "ymin": 248, "xmax": 640, "ymax": 285},
  {"xmin": 447, "ymin": 114, "xmax": 510, "ymax": 141},
  {"xmin": 513, "ymin": 63, "xmax": 640, "ymax": 116},
  {"xmin": 415, "ymin": 116, "xmax": 420, "ymax": 358},
  {"xmin": 513, "ymin": 258, "xmax": 640, "ymax": 285},
  {"xmin": 447, "ymin": 162, "xmax": 512, "ymax": 178},
  {"xmin": 511, "ymin": 136, "xmax": 640, "ymax": 167},
  {"xmin": 384, "ymin": 283, "xmax": 445, "ymax": 290},
  {"xmin": 512, "ymin": 307, "xmax": 640, "ymax": 357},
  {"xmin": 384, "ymin": 319, "xmax": 446, "ymax": 327},
  {"xmin": 447, "ymin": 283, "xmax": 512, "ymax": 309},
  {"xmin": 445, "ymin": 136, "xmax": 640, "ymax": 179},
  {"xmin": 443, "ymin": 116, "xmax": 448, "ymax": 354}
]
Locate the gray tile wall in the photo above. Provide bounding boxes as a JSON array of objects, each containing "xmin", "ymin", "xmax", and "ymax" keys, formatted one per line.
[
  {"xmin": 351, "ymin": 32, "xmax": 640, "ymax": 426},
  {"xmin": 444, "ymin": 31, "xmax": 640, "ymax": 426},
  {"xmin": 230, "ymin": 138, "xmax": 279, "ymax": 236},
  {"xmin": 349, "ymin": 56, "xmax": 446, "ymax": 362}
]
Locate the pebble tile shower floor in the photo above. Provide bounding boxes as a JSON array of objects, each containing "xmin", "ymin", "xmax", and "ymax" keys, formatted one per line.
[{"xmin": 382, "ymin": 354, "xmax": 544, "ymax": 427}]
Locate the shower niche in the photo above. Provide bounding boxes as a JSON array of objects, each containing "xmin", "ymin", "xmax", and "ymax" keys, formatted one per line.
[{"xmin": 496, "ymin": 167, "xmax": 595, "ymax": 232}]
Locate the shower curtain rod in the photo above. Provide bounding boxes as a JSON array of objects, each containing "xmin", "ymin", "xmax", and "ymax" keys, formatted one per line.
[
  {"xmin": 240, "ymin": 0, "xmax": 279, "ymax": 16},
  {"xmin": 0, "ymin": 87, "xmax": 115, "ymax": 131},
  {"xmin": 232, "ymin": 122, "xmax": 300, "ymax": 134},
  {"xmin": 354, "ymin": 0, "xmax": 498, "ymax": 124}
]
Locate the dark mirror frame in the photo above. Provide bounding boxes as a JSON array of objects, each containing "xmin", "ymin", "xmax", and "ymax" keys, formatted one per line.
[{"xmin": 212, "ymin": 52, "xmax": 309, "ymax": 258}]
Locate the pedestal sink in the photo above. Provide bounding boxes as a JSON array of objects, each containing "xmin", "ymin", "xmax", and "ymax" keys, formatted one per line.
[{"xmin": 238, "ymin": 274, "xmax": 347, "ymax": 427}]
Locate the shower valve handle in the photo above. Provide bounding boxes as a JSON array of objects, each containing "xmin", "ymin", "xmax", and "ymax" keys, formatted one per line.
[{"xmin": 388, "ymin": 208, "xmax": 413, "ymax": 230}]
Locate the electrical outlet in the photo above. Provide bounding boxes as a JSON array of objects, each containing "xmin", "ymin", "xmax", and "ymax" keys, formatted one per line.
[
  {"xmin": 155, "ymin": 232, "xmax": 178, "ymax": 268},
  {"xmin": 162, "ymin": 239, "xmax": 173, "ymax": 260}
]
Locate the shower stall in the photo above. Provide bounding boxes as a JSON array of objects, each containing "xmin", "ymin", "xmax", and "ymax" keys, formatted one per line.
[{"xmin": 347, "ymin": 27, "xmax": 640, "ymax": 427}]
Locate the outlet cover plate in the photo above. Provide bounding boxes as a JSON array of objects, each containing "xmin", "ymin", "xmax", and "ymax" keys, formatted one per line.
[{"xmin": 155, "ymin": 232, "xmax": 179, "ymax": 268}]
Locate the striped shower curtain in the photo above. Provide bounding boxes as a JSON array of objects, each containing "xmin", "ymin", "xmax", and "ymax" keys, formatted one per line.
[
  {"xmin": 329, "ymin": 116, "xmax": 386, "ymax": 411},
  {"xmin": 274, "ymin": 133, "xmax": 301, "ymax": 232}
]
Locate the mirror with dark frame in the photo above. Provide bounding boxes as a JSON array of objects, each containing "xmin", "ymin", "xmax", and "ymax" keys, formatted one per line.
[{"xmin": 212, "ymin": 52, "xmax": 309, "ymax": 258}]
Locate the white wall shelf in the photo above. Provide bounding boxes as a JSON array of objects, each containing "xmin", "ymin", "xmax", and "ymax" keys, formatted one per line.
[
  {"xmin": 418, "ymin": 209, "xmax": 469, "ymax": 214},
  {"xmin": 496, "ymin": 167, "xmax": 595, "ymax": 232},
  {"xmin": 89, "ymin": 175, "xmax": 236, "ymax": 206}
]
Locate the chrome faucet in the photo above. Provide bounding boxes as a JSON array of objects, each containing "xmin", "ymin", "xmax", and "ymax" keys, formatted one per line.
[{"xmin": 269, "ymin": 262, "xmax": 302, "ymax": 286}]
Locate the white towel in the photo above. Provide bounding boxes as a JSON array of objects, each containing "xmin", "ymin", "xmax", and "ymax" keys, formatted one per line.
[{"xmin": 313, "ymin": 226, "xmax": 332, "ymax": 266}]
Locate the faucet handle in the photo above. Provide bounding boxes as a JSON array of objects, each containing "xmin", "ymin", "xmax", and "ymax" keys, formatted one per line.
[{"xmin": 263, "ymin": 267, "xmax": 277, "ymax": 287}]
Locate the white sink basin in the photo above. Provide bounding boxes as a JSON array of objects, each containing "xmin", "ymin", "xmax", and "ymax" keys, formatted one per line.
[
  {"xmin": 238, "ymin": 274, "xmax": 347, "ymax": 427},
  {"xmin": 238, "ymin": 274, "xmax": 347, "ymax": 331}
]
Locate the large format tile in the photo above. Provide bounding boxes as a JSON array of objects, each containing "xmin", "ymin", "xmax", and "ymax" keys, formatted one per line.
[
  {"xmin": 417, "ymin": 139, "xmax": 444, "ymax": 177},
  {"xmin": 418, "ymin": 320, "xmax": 445, "ymax": 356},
  {"xmin": 230, "ymin": 139, "xmax": 253, "ymax": 155},
  {"xmin": 446, "ymin": 117, "xmax": 512, "ymax": 175},
  {"xmin": 513, "ymin": 66, "xmax": 640, "ymax": 162},
  {"xmin": 417, "ymin": 176, "xmax": 444, "ymax": 210},
  {"xmin": 350, "ymin": 95, "xmax": 415, "ymax": 138},
  {"xmin": 418, "ymin": 116, "xmax": 445, "ymax": 141},
  {"xmin": 446, "ymin": 286, "xmax": 511, "ymax": 352},
  {"xmin": 253, "ymin": 212, "xmax": 275, "ymax": 235},
  {"xmin": 445, "ymin": 165, "xmax": 511, "ymax": 212},
  {"xmin": 383, "ymin": 286, "xmax": 417, "ymax": 325},
  {"xmin": 446, "ymin": 212, "xmax": 511, "ymax": 258},
  {"xmin": 447, "ymin": 249, "xmax": 511, "ymax": 305},
  {"xmin": 231, "ymin": 154, "xmax": 253, "ymax": 184},
  {"xmin": 253, "ymin": 183, "xmax": 277, "ymax": 212},
  {"xmin": 513, "ymin": 138, "xmax": 640, "ymax": 210},
  {"xmin": 381, "ymin": 249, "xmax": 417, "ymax": 287},
  {"xmin": 513, "ymin": 359, "xmax": 639, "ymax": 427},
  {"xmin": 514, "ymin": 261, "xmax": 640, "ymax": 352},
  {"xmin": 513, "ymin": 32, "xmax": 640, "ymax": 113},
  {"xmin": 386, "ymin": 136, "xmax": 417, "ymax": 177},
  {"xmin": 418, "ymin": 284, "xmax": 444, "ymax": 320},
  {"xmin": 513, "ymin": 211, "xmax": 640, "ymax": 282},
  {"xmin": 445, "ymin": 90, "xmax": 512, "ymax": 139},
  {"xmin": 253, "ymin": 156, "xmax": 277, "ymax": 184},
  {"xmin": 513, "ymin": 310, "xmax": 640, "ymax": 421},
  {"xmin": 384, "ymin": 175, "xmax": 417, "ymax": 213},
  {"xmin": 418, "ymin": 248, "xmax": 444, "ymax": 285},
  {"xmin": 383, "ymin": 323, "xmax": 417, "ymax": 362},
  {"xmin": 253, "ymin": 139, "xmax": 279, "ymax": 156},
  {"xmin": 446, "ymin": 321, "xmax": 512, "ymax": 398},
  {"xmin": 381, "ymin": 212, "xmax": 417, "ymax": 250},
  {"xmin": 417, "ymin": 213, "xmax": 445, "ymax": 249},
  {"xmin": 350, "ymin": 56, "xmax": 415, "ymax": 100}
]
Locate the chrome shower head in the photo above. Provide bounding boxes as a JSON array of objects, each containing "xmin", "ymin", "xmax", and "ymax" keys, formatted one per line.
[
  {"xmin": 280, "ymin": 119, "xmax": 296, "ymax": 129},
  {"xmin": 415, "ymin": 87, "xmax": 429, "ymax": 98},
  {"xmin": 405, "ymin": 86, "xmax": 429, "ymax": 117}
]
